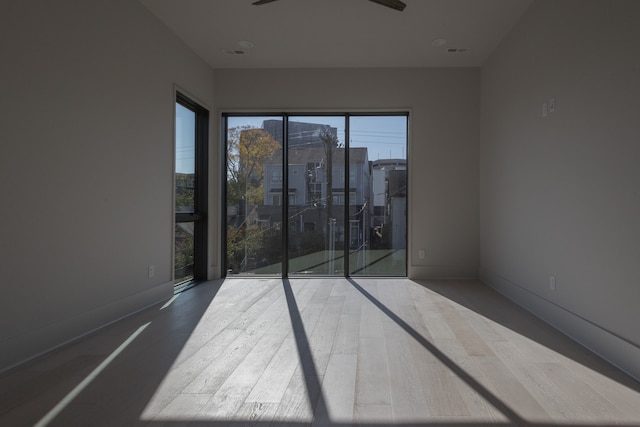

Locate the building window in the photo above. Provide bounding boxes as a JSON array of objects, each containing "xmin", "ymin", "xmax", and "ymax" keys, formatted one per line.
[
  {"xmin": 309, "ymin": 183, "xmax": 322, "ymax": 205},
  {"xmin": 331, "ymin": 191, "xmax": 355, "ymax": 206},
  {"xmin": 349, "ymin": 167, "xmax": 357, "ymax": 183},
  {"xmin": 334, "ymin": 165, "xmax": 345, "ymax": 187}
]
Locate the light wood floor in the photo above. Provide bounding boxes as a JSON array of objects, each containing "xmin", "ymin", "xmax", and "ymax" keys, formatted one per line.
[{"xmin": 2, "ymin": 278, "xmax": 640, "ymax": 426}]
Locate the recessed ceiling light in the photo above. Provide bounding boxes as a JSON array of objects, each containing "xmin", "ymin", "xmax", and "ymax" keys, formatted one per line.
[
  {"xmin": 237, "ymin": 40, "xmax": 255, "ymax": 49},
  {"xmin": 432, "ymin": 38, "xmax": 447, "ymax": 47}
]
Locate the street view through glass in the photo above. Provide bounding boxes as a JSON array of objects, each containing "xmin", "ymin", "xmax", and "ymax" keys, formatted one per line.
[{"xmin": 225, "ymin": 115, "xmax": 408, "ymax": 277}]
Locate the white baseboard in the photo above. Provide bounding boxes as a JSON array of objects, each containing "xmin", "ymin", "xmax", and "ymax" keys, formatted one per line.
[
  {"xmin": 409, "ymin": 264, "xmax": 478, "ymax": 279},
  {"xmin": 480, "ymin": 268, "xmax": 640, "ymax": 382},
  {"xmin": 0, "ymin": 281, "xmax": 173, "ymax": 374}
]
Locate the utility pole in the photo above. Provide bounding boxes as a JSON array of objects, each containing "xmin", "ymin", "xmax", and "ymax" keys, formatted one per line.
[{"xmin": 319, "ymin": 127, "xmax": 338, "ymax": 262}]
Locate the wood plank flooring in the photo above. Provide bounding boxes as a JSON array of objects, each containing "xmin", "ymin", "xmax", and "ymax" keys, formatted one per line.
[{"xmin": 1, "ymin": 278, "xmax": 640, "ymax": 426}]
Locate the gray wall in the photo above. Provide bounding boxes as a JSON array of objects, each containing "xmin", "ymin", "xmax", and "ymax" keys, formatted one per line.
[
  {"xmin": 480, "ymin": 0, "xmax": 640, "ymax": 378},
  {"xmin": 0, "ymin": 0, "xmax": 214, "ymax": 371},
  {"xmin": 213, "ymin": 67, "xmax": 481, "ymax": 279},
  {"xmin": 12, "ymin": 0, "xmax": 635, "ymax": 381}
]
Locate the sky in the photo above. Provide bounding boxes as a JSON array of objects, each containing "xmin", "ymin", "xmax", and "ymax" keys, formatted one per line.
[
  {"xmin": 175, "ymin": 103, "xmax": 196, "ymax": 174},
  {"xmin": 176, "ymin": 112, "xmax": 408, "ymax": 174},
  {"xmin": 226, "ymin": 115, "xmax": 408, "ymax": 160}
]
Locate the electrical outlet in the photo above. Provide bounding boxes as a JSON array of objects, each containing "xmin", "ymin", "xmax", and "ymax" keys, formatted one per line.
[
  {"xmin": 549, "ymin": 276, "xmax": 556, "ymax": 291},
  {"xmin": 418, "ymin": 249, "xmax": 425, "ymax": 259},
  {"xmin": 148, "ymin": 265, "xmax": 155, "ymax": 278}
]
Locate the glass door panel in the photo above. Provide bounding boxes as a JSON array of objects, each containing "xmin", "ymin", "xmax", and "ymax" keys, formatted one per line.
[
  {"xmin": 348, "ymin": 115, "xmax": 407, "ymax": 276},
  {"xmin": 225, "ymin": 116, "xmax": 283, "ymax": 275},
  {"xmin": 174, "ymin": 93, "xmax": 208, "ymax": 287},
  {"xmin": 287, "ymin": 116, "xmax": 346, "ymax": 275},
  {"xmin": 175, "ymin": 103, "xmax": 195, "ymax": 283},
  {"xmin": 174, "ymin": 222, "xmax": 194, "ymax": 282},
  {"xmin": 223, "ymin": 113, "xmax": 407, "ymax": 278}
]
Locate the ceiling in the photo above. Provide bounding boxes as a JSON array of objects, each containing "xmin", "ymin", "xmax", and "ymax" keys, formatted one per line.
[{"xmin": 139, "ymin": 0, "xmax": 532, "ymax": 69}]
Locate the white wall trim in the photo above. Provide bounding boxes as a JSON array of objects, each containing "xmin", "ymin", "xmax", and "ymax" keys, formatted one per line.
[{"xmin": 0, "ymin": 281, "xmax": 173, "ymax": 374}]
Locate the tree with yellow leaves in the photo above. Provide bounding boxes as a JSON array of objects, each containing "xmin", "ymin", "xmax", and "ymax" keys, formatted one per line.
[
  {"xmin": 227, "ymin": 126, "xmax": 281, "ymax": 206},
  {"xmin": 226, "ymin": 126, "xmax": 281, "ymax": 272}
]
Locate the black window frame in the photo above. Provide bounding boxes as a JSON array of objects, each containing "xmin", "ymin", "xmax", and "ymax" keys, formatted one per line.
[
  {"xmin": 222, "ymin": 112, "xmax": 408, "ymax": 278},
  {"xmin": 175, "ymin": 92, "xmax": 209, "ymax": 290}
]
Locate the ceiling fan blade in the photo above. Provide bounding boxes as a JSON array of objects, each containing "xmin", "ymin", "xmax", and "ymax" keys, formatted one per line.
[
  {"xmin": 253, "ymin": 0, "xmax": 406, "ymax": 11},
  {"xmin": 368, "ymin": 0, "xmax": 406, "ymax": 12}
]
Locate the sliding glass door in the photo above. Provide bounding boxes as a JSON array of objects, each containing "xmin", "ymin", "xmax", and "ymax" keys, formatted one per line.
[
  {"xmin": 348, "ymin": 116, "xmax": 407, "ymax": 275},
  {"xmin": 224, "ymin": 113, "xmax": 407, "ymax": 277},
  {"xmin": 287, "ymin": 116, "xmax": 346, "ymax": 275},
  {"xmin": 225, "ymin": 116, "xmax": 283, "ymax": 275}
]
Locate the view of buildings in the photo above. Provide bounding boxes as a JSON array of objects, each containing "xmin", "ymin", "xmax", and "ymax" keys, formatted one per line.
[{"xmin": 226, "ymin": 119, "xmax": 407, "ymax": 275}]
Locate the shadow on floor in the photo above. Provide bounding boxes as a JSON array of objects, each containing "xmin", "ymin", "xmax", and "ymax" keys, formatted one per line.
[
  {"xmin": 413, "ymin": 279, "xmax": 640, "ymax": 394},
  {"xmin": 2, "ymin": 277, "xmax": 639, "ymax": 427}
]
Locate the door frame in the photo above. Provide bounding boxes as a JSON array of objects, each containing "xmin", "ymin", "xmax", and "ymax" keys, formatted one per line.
[{"xmin": 174, "ymin": 91, "xmax": 209, "ymax": 288}]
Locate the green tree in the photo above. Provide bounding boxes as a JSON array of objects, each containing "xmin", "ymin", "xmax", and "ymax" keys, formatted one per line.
[
  {"xmin": 226, "ymin": 126, "xmax": 281, "ymax": 272},
  {"xmin": 227, "ymin": 126, "xmax": 281, "ymax": 206},
  {"xmin": 175, "ymin": 173, "xmax": 195, "ymax": 211}
]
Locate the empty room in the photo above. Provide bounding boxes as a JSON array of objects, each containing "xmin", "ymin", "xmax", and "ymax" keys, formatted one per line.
[{"xmin": 1, "ymin": 0, "xmax": 639, "ymax": 425}]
